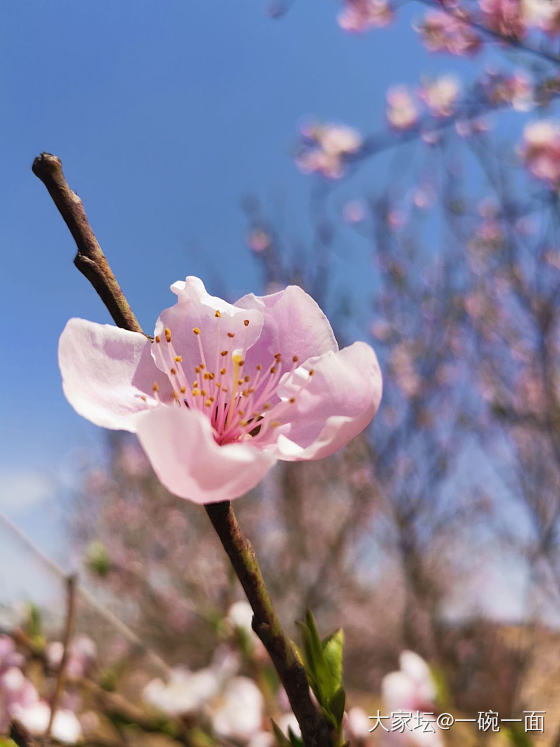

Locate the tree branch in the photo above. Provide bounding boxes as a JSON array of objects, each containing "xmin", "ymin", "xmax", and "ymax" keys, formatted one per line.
[
  {"xmin": 46, "ymin": 575, "xmax": 77, "ymax": 738},
  {"xmin": 31, "ymin": 153, "xmax": 143, "ymax": 335},
  {"xmin": 32, "ymin": 154, "xmax": 335, "ymax": 747}
]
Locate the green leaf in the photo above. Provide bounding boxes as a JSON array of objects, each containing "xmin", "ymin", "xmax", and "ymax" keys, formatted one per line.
[
  {"xmin": 287, "ymin": 728, "xmax": 304, "ymax": 746},
  {"xmin": 322, "ymin": 628, "xmax": 344, "ymax": 690},
  {"xmin": 0, "ymin": 740, "xmax": 18, "ymax": 747},
  {"xmin": 329, "ymin": 686, "xmax": 346, "ymax": 726},
  {"xmin": 272, "ymin": 720, "xmax": 294, "ymax": 746}
]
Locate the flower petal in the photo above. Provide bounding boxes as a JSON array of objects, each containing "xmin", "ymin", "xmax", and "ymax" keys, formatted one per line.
[
  {"xmin": 154, "ymin": 277, "xmax": 263, "ymax": 377},
  {"xmin": 273, "ymin": 341, "xmax": 382, "ymax": 461},
  {"xmin": 235, "ymin": 285, "xmax": 338, "ymax": 373},
  {"xmin": 58, "ymin": 318, "xmax": 167, "ymax": 431},
  {"xmin": 136, "ymin": 407, "xmax": 276, "ymax": 503}
]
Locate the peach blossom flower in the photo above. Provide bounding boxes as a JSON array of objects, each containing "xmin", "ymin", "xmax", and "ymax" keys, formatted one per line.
[
  {"xmin": 338, "ymin": 0, "xmax": 393, "ymax": 32},
  {"xmin": 212, "ymin": 677, "xmax": 264, "ymax": 740},
  {"xmin": 297, "ymin": 123, "xmax": 363, "ymax": 178},
  {"xmin": 386, "ymin": 87, "xmax": 419, "ymax": 130},
  {"xmin": 419, "ymin": 75, "xmax": 460, "ymax": 117},
  {"xmin": 521, "ymin": 0, "xmax": 560, "ymax": 32},
  {"xmin": 382, "ymin": 651, "xmax": 441, "ymax": 746},
  {"xmin": 479, "ymin": 0, "xmax": 526, "ymax": 37},
  {"xmin": 520, "ymin": 120, "xmax": 560, "ymax": 186},
  {"xmin": 59, "ymin": 277, "xmax": 382, "ymax": 504},
  {"xmin": 417, "ymin": 10, "xmax": 482, "ymax": 55}
]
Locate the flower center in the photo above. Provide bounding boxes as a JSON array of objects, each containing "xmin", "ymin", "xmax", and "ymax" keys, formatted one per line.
[{"xmin": 150, "ymin": 315, "xmax": 314, "ymax": 445}]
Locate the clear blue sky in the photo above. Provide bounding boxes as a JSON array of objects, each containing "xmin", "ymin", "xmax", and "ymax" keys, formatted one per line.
[{"xmin": 1, "ymin": 1, "xmax": 530, "ymax": 616}]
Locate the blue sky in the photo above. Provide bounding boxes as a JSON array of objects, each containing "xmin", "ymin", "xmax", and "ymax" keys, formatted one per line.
[{"xmin": 0, "ymin": 1, "xmax": 536, "ymax": 614}]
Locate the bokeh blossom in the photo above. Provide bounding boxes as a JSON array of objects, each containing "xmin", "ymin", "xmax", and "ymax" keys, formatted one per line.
[
  {"xmin": 59, "ymin": 277, "xmax": 382, "ymax": 504},
  {"xmin": 479, "ymin": 0, "xmax": 526, "ymax": 37},
  {"xmin": 338, "ymin": 0, "xmax": 393, "ymax": 32},
  {"xmin": 419, "ymin": 75, "xmax": 461, "ymax": 117},
  {"xmin": 417, "ymin": 10, "xmax": 482, "ymax": 55},
  {"xmin": 520, "ymin": 119, "xmax": 560, "ymax": 186},
  {"xmin": 382, "ymin": 651, "xmax": 441, "ymax": 745},
  {"xmin": 386, "ymin": 87, "xmax": 419, "ymax": 130},
  {"xmin": 296, "ymin": 122, "xmax": 363, "ymax": 178}
]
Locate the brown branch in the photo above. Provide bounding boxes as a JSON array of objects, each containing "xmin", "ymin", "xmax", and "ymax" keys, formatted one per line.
[
  {"xmin": 46, "ymin": 575, "xmax": 77, "ymax": 739},
  {"xmin": 205, "ymin": 501, "xmax": 334, "ymax": 746},
  {"xmin": 31, "ymin": 153, "xmax": 143, "ymax": 335},
  {"xmin": 32, "ymin": 154, "xmax": 335, "ymax": 747}
]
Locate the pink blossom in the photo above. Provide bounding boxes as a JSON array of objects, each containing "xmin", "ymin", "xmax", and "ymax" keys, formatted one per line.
[
  {"xmin": 212, "ymin": 676, "xmax": 264, "ymax": 740},
  {"xmin": 59, "ymin": 277, "xmax": 382, "ymax": 504},
  {"xmin": 338, "ymin": 0, "xmax": 393, "ymax": 32},
  {"xmin": 479, "ymin": 0, "xmax": 526, "ymax": 37},
  {"xmin": 297, "ymin": 123, "xmax": 363, "ymax": 178},
  {"xmin": 419, "ymin": 75, "xmax": 460, "ymax": 117},
  {"xmin": 386, "ymin": 87, "xmax": 419, "ymax": 130},
  {"xmin": 521, "ymin": 0, "xmax": 560, "ymax": 32},
  {"xmin": 417, "ymin": 10, "xmax": 482, "ymax": 55},
  {"xmin": 342, "ymin": 200, "xmax": 366, "ymax": 224},
  {"xmin": 382, "ymin": 651, "xmax": 441, "ymax": 746},
  {"xmin": 248, "ymin": 229, "xmax": 271, "ymax": 253},
  {"xmin": 520, "ymin": 120, "xmax": 560, "ymax": 186}
]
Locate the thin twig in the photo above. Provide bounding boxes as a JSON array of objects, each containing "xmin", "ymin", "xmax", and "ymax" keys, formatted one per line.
[
  {"xmin": 31, "ymin": 153, "xmax": 143, "ymax": 335},
  {"xmin": 0, "ymin": 512, "xmax": 171, "ymax": 677},
  {"xmin": 32, "ymin": 155, "xmax": 334, "ymax": 746},
  {"xmin": 46, "ymin": 575, "xmax": 77, "ymax": 738},
  {"xmin": 205, "ymin": 501, "xmax": 334, "ymax": 746}
]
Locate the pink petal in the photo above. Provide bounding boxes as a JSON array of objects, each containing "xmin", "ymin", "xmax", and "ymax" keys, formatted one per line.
[
  {"xmin": 153, "ymin": 277, "xmax": 263, "ymax": 377},
  {"xmin": 234, "ymin": 285, "xmax": 338, "ymax": 373},
  {"xmin": 136, "ymin": 407, "xmax": 276, "ymax": 503},
  {"xmin": 274, "ymin": 342, "xmax": 382, "ymax": 460},
  {"xmin": 59, "ymin": 319, "xmax": 167, "ymax": 431}
]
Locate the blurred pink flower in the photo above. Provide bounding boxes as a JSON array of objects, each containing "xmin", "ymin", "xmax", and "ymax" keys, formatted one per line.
[
  {"xmin": 248, "ymin": 229, "xmax": 271, "ymax": 253},
  {"xmin": 386, "ymin": 87, "xmax": 419, "ymax": 130},
  {"xmin": 417, "ymin": 10, "xmax": 482, "ymax": 55},
  {"xmin": 297, "ymin": 122, "xmax": 363, "ymax": 178},
  {"xmin": 520, "ymin": 120, "xmax": 560, "ymax": 186},
  {"xmin": 343, "ymin": 200, "xmax": 367, "ymax": 224},
  {"xmin": 521, "ymin": 0, "xmax": 560, "ymax": 32},
  {"xmin": 59, "ymin": 277, "xmax": 382, "ymax": 504},
  {"xmin": 212, "ymin": 676, "xmax": 264, "ymax": 740},
  {"xmin": 338, "ymin": 0, "xmax": 393, "ymax": 32},
  {"xmin": 479, "ymin": 0, "xmax": 526, "ymax": 36},
  {"xmin": 419, "ymin": 75, "xmax": 460, "ymax": 117},
  {"xmin": 382, "ymin": 651, "xmax": 441, "ymax": 745}
]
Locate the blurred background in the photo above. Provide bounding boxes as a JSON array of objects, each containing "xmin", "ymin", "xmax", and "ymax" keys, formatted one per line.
[{"xmin": 2, "ymin": 0, "xmax": 560, "ymax": 744}]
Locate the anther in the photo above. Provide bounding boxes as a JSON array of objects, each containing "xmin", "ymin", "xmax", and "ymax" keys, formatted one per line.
[
  {"xmin": 215, "ymin": 310, "xmax": 221, "ymax": 318},
  {"xmin": 289, "ymin": 397, "xmax": 296, "ymax": 403},
  {"xmin": 292, "ymin": 355, "xmax": 299, "ymax": 362},
  {"xmin": 152, "ymin": 383, "xmax": 159, "ymax": 392},
  {"xmin": 271, "ymin": 421, "xmax": 281, "ymax": 428},
  {"xmin": 244, "ymin": 375, "xmax": 250, "ymax": 382},
  {"xmin": 220, "ymin": 367, "xmax": 226, "ymax": 375},
  {"xmin": 165, "ymin": 328, "xmax": 172, "ymax": 342},
  {"xmin": 227, "ymin": 332, "xmax": 235, "ymax": 338},
  {"xmin": 193, "ymin": 327, "xmax": 200, "ymax": 335},
  {"xmin": 180, "ymin": 386, "xmax": 186, "ymax": 394},
  {"xmin": 256, "ymin": 364, "xmax": 262, "ymax": 371},
  {"xmin": 309, "ymin": 369, "xmax": 315, "ymax": 376},
  {"xmin": 243, "ymin": 319, "xmax": 250, "ymax": 326},
  {"xmin": 270, "ymin": 366, "xmax": 277, "ymax": 374},
  {"xmin": 170, "ymin": 367, "xmax": 177, "ymax": 375},
  {"xmin": 155, "ymin": 335, "xmax": 161, "ymax": 343},
  {"xmin": 175, "ymin": 355, "xmax": 182, "ymax": 362},
  {"xmin": 221, "ymin": 350, "xmax": 228, "ymax": 357},
  {"xmin": 274, "ymin": 353, "xmax": 281, "ymax": 362}
]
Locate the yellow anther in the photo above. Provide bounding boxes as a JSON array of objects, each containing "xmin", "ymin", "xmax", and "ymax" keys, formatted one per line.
[
  {"xmin": 240, "ymin": 420, "xmax": 248, "ymax": 427},
  {"xmin": 201, "ymin": 389, "xmax": 207, "ymax": 396},
  {"xmin": 215, "ymin": 310, "xmax": 221, "ymax": 318},
  {"xmin": 271, "ymin": 421, "xmax": 281, "ymax": 428},
  {"xmin": 221, "ymin": 350, "xmax": 228, "ymax": 357},
  {"xmin": 170, "ymin": 367, "xmax": 177, "ymax": 375},
  {"xmin": 238, "ymin": 379, "xmax": 244, "ymax": 386},
  {"xmin": 204, "ymin": 373, "xmax": 210, "ymax": 380},
  {"xmin": 173, "ymin": 391, "xmax": 179, "ymax": 400},
  {"xmin": 289, "ymin": 397, "xmax": 296, "ymax": 404},
  {"xmin": 180, "ymin": 386, "xmax": 186, "ymax": 394},
  {"xmin": 193, "ymin": 327, "xmax": 200, "ymax": 335},
  {"xmin": 195, "ymin": 366, "xmax": 201, "ymax": 374},
  {"xmin": 244, "ymin": 375, "xmax": 250, "ymax": 382},
  {"xmin": 208, "ymin": 372, "xmax": 215, "ymax": 380},
  {"xmin": 309, "ymin": 369, "xmax": 315, "ymax": 376},
  {"xmin": 155, "ymin": 335, "xmax": 161, "ymax": 343},
  {"xmin": 248, "ymin": 387, "xmax": 255, "ymax": 393},
  {"xmin": 243, "ymin": 319, "xmax": 250, "ymax": 326},
  {"xmin": 270, "ymin": 366, "xmax": 277, "ymax": 374},
  {"xmin": 238, "ymin": 409, "xmax": 245, "ymax": 417},
  {"xmin": 165, "ymin": 328, "xmax": 172, "ymax": 342},
  {"xmin": 274, "ymin": 353, "xmax": 281, "ymax": 362},
  {"xmin": 205, "ymin": 399, "xmax": 212, "ymax": 407},
  {"xmin": 200, "ymin": 363, "xmax": 205, "ymax": 369},
  {"xmin": 263, "ymin": 403, "xmax": 270, "ymax": 410},
  {"xmin": 175, "ymin": 355, "xmax": 182, "ymax": 362},
  {"xmin": 220, "ymin": 367, "xmax": 226, "ymax": 375},
  {"xmin": 140, "ymin": 395, "xmax": 147, "ymax": 402},
  {"xmin": 227, "ymin": 332, "xmax": 235, "ymax": 338},
  {"xmin": 256, "ymin": 364, "xmax": 262, "ymax": 371},
  {"xmin": 292, "ymin": 355, "xmax": 299, "ymax": 363},
  {"xmin": 152, "ymin": 383, "xmax": 159, "ymax": 392}
]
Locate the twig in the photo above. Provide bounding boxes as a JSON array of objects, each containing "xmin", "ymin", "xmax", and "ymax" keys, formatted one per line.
[
  {"xmin": 0, "ymin": 512, "xmax": 171, "ymax": 677},
  {"xmin": 46, "ymin": 575, "xmax": 77, "ymax": 738},
  {"xmin": 31, "ymin": 153, "xmax": 143, "ymax": 334},
  {"xmin": 205, "ymin": 501, "xmax": 334, "ymax": 746},
  {"xmin": 32, "ymin": 155, "xmax": 335, "ymax": 746}
]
